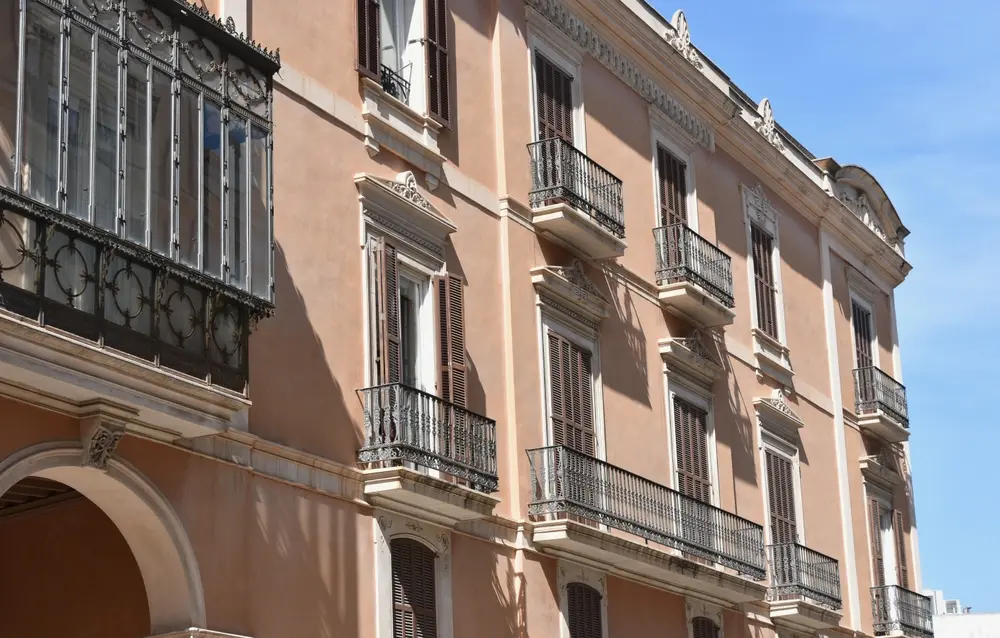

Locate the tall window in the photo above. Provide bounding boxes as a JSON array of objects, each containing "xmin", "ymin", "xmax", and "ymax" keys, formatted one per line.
[
  {"xmin": 750, "ymin": 223, "xmax": 779, "ymax": 340},
  {"xmin": 547, "ymin": 331, "xmax": 595, "ymax": 456},
  {"xmin": 868, "ymin": 495, "xmax": 908, "ymax": 589},
  {"xmin": 692, "ymin": 617, "xmax": 720, "ymax": 638},
  {"xmin": 765, "ymin": 447, "xmax": 798, "ymax": 544},
  {"xmin": 673, "ymin": 397, "xmax": 711, "ymax": 503},
  {"xmin": 852, "ymin": 299, "xmax": 875, "ymax": 369},
  {"xmin": 391, "ymin": 538, "xmax": 438, "ymax": 638},
  {"xmin": 534, "ymin": 51, "xmax": 574, "ymax": 143},
  {"xmin": 657, "ymin": 145, "xmax": 687, "ymax": 226},
  {"xmin": 567, "ymin": 582, "xmax": 602, "ymax": 638}
]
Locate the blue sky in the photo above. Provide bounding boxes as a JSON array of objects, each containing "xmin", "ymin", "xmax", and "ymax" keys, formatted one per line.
[{"xmin": 648, "ymin": 0, "xmax": 999, "ymax": 612}]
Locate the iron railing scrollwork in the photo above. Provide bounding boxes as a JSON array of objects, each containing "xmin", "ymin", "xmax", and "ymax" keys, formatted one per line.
[
  {"xmin": 380, "ymin": 64, "xmax": 412, "ymax": 103},
  {"xmin": 854, "ymin": 367, "xmax": 908, "ymax": 427},
  {"xmin": 358, "ymin": 383, "xmax": 499, "ymax": 493},
  {"xmin": 654, "ymin": 224, "xmax": 734, "ymax": 308},
  {"xmin": 766, "ymin": 543, "xmax": 842, "ymax": 610},
  {"xmin": 872, "ymin": 585, "xmax": 933, "ymax": 638},
  {"xmin": 526, "ymin": 445, "xmax": 766, "ymax": 579},
  {"xmin": 527, "ymin": 138, "xmax": 625, "ymax": 239}
]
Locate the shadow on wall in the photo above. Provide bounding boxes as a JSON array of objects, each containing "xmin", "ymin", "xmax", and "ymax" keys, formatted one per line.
[
  {"xmin": 444, "ymin": 243, "xmax": 490, "ymax": 420},
  {"xmin": 713, "ymin": 332, "xmax": 760, "ymax": 499},
  {"xmin": 601, "ymin": 267, "xmax": 650, "ymax": 408},
  {"xmin": 248, "ymin": 242, "xmax": 363, "ymax": 467}
]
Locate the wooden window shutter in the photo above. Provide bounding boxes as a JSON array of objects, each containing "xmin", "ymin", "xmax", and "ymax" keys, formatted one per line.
[
  {"xmin": 435, "ymin": 274, "xmax": 466, "ymax": 407},
  {"xmin": 356, "ymin": 0, "xmax": 381, "ymax": 79},
  {"xmin": 869, "ymin": 496, "xmax": 885, "ymax": 588},
  {"xmin": 852, "ymin": 300, "xmax": 874, "ymax": 369},
  {"xmin": 547, "ymin": 332, "xmax": 595, "ymax": 456},
  {"xmin": 674, "ymin": 397, "xmax": 711, "ymax": 503},
  {"xmin": 391, "ymin": 538, "xmax": 438, "ymax": 638},
  {"xmin": 657, "ymin": 145, "xmax": 687, "ymax": 226},
  {"xmin": 369, "ymin": 237, "xmax": 401, "ymax": 384},
  {"xmin": 566, "ymin": 582, "xmax": 602, "ymax": 638},
  {"xmin": 765, "ymin": 449, "xmax": 798, "ymax": 544},
  {"xmin": 893, "ymin": 508, "xmax": 909, "ymax": 588},
  {"xmin": 426, "ymin": 0, "xmax": 450, "ymax": 124},
  {"xmin": 535, "ymin": 51, "xmax": 574, "ymax": 143},
  {"xmin": 692, "ymin": 617, "xmax": 719, "ymax": 638},
  {"xmin": 750, "ymin": 223, "xmax": 779, "ymax": 340}
]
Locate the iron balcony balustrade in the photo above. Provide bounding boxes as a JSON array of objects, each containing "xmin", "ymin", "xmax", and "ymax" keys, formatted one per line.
[
  {"xmin": 854, "ymin": 366, "xmax": 909, "ymax": 427},
  {"xmin": 872, "ymin": 585, "xmax": 934, "ymax": 638},
  {"xmin": 358, "ymin": 383, "xmax": 499, "ymax": 493},
  {"xmin": 766, "ymin": 543, "xmax": 842, "ymax": 610},
  {"xmin": 0, "ymin": 0, "xmax": 280, "ymax": 392},
  {"xmin": 528, "ymin": 138, "xmax": 625, "ymax": 239},
  {"xmin": 654, "ymin": 224, "xmax": 735, "ymax": 308},
  {"xmin": 379, "ymin": 64, "xmax": 412, "ymax": 104},
  {"xmin": 526, "ymin": 445, "xmax": 766, "ymax": 579}
]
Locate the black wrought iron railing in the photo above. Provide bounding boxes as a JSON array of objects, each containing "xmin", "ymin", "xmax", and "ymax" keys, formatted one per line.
[
  {"xmin": 872, "ymin": 585, "xmax": 933, "ymax": 638},
  {"xmin": 358, "ymin": 383, "xmax": 499, "ymax": 493},
  {"xmin": 527, "ymin": 138, "xmax": 625, "ymax": 239},
  {"xmin": 767, "ymin": 543, "xmax": 842, "ymax": 610},
  {"xmin": 654, "ymin": 224, "xmax": 734, "ymax": 308},
  {"xmin": 854, "ymin": 366, "xmax": 908, "ymax": 427},
  {"xmin": 0, "ymin": 192, "xmax": 262, "ymax": 392},
  {"xmin": 526, "ymin": 445, "xmax": 765, "ymax": 579},
  {"xmin": 380, "ymin": 64, "xmax": 412, "ymax": 103}
]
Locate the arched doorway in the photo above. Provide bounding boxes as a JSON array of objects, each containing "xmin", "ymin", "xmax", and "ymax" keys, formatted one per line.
[{"xmin": 0, "ymin": 443, "xmax": 207, "ymax": 636}]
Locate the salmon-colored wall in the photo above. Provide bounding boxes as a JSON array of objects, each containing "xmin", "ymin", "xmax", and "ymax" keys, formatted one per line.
[
  {"xmin": 0, "ymin": 498, "xmax": 150, "ymax": 638},
  {"xmin": 607, "ymin": 575, "xmax": 686, "ymax": 637}
]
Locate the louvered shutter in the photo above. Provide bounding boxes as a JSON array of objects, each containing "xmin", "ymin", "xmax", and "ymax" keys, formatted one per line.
[
  {"xmin": 391, "ymin": 538, "xmax": 437, "ymax": 638},
  {"xmin": 658, "ymin": 145, "xmax": 687, "ymax": 226},
  {"xmin": 566, "ymin": 582, "xmax": 602, "ymax": 638},
  {"xmin": 426, "ymin": 0, "xmax": 450, "ymax": 124},
  {"xmin": 435, "ymin": 274, "xmax": 466, "ymax": 406},
  {"xmin": 765, "ymin": 449, "xmax": 798, "ymax": 544},
  {"xmin": 356, "ymin": 0, "xmax": 381, "ymax": 79},
  {"xmin": 893, "ymin": 509, "xmax": 908, "ymax": 588},
  {"xmin": 869, "ymin": 497, "xmax": 885, "ymax": 588},
  {"xmin": 674, "ymin": 397, "xmax": 711, "ymax": 503},
  {"xmin": 750, "ymin": 223, "xmax": 779, "ymax": 340},
  {"xmin": 547, "ymin": 332, "xmax": 595, "ymax": 457},
  {"xmin": 692, "ymin": 617, "xmax": 719, "ymax": 638},
  {"xmin": 535, "ymin": 51, "xmax": 574, "ymax": 143},
  {"xmin": 369, "ymin": 237, "xmax": 401, "ymax": 384},
  {"xmin": 852, "ymin": 300, "xmax": 874, "ymax": 369}
]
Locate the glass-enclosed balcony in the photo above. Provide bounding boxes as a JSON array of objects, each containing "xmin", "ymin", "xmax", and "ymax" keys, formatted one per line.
[{"xmin": 0, "ymin": 0, "xmax": 279, "ymax": 392}]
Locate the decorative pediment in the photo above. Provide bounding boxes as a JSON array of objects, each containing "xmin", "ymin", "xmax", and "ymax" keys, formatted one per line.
[
  {"xmin": 532, "ymin": 260, "xmax": 610, "ymax": 335},
  {"xmin": 825, "ymin": 163, "xmax": 907, "ymax": 252},
  {"xmin": 754, "ymin": 388, "xmax": 804, "ymax": 439},
  {"xmin": 754, "ymin": 98, "xmax": 783, "ymax": 150},
  {"xmin": 356, "ymin": 171, "xmax": 456, "ymax": 261},
  {"xmin": 742, "ymin": 183, "xmax": 777, "ymax": 227},
  {"xmin": 668, "ymin": 11, "xmax": 703, "ymax": 70},
  {"xmin": 659, "ymin": 330, "xmax": 723, "ymax": 387},
  {"xmin": 834, "ymin": 183, "xmax": 890, "ymax": 244},
  {"xmin": 860, "ymin": 452, "xmax": 904, "ymax": 488}
]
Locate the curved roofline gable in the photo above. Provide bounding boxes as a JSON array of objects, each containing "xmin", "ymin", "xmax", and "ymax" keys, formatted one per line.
[{"xmin": 833, "ymin": 165, "xmax": 909, "ymax": 244}]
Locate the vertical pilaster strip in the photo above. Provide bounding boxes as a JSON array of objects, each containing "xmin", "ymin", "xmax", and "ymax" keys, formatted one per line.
[{"xmin": 820, "ymin": 229, "xmax": 861, "ymax": 629}]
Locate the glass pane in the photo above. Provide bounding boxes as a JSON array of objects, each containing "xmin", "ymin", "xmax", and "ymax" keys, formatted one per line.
[
  {"xmin": 21, "ymin": 3, "xmax": 61, "ymax": 207},
  {"xmin": 0, "ymin": 210, "xmax": 36, "ymax": 293},
  {"xmin": 66, "ymin": 26, "xmax": 93, "ymax": 220},
  {"xmin": 202, "ymin": 100, "xmax": 221, "ymax": 277},
  {"xmin": 177, "ymin": 87, "xmax": 198, "ymax": 268},
  {"xmin": 149, "ymin": 69, "xmax": 172, "ymax": 256},
  {"xmin": 249, "ymin": 125, "xmax": 269, "ymax": 299},
  {"xmin": 0, "ymin": 2, "xmax": 21, "ymax": 189},
  {"xmin": 94, "ymin": 39, "xmax": 118, "ymax": 232},
  {"xmin": 125, "ymin": 59, "xmax": 148, "ymax": 245},
  {"xmin": 227, "ymin": 119, "xmax": 247, "ymax": 289},
  {"xmin": 380, "ymin": 0, "xmax": 397, "ymax": 70}
]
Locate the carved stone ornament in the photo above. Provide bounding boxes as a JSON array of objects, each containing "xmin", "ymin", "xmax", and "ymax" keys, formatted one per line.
[
  {"xmin": 668, "ymin": 11, "xmax": 703, "ymax": 70},
  {"xmin": 837, "ymin": 187, "xmax": 887, "ymax": 241},
  {"xmin": 81, "ymin": 421, "xmax": 126, "ymax": 471},
  {"xmin": 754, "ymin": 388, "xmax": 804, "ymax": 435},
  {"xmin": 754, "ymin": 98, "xmax": 784, "ymax": 150},
  {"xmin": 391, "ymin": 172, "xmax": 433, "ymax": 212},
  {"xmin": 525, "ymin": 0, "xmax": 715, "ymax": 150},
  {"xmin": 551, "ymin": 259, "xmax": 605, "ymax": 302},
  {"xmin": 744, "ymin": 182, "xmax": 776, "ymax": 225}
]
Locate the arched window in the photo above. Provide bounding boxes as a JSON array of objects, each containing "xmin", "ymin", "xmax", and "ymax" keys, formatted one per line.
[
  {"xmin": 567, "ymin": 582, "xmax": 602, "ymax": 638},
  {"xmin": 391, "ymin": 538, "xmax": 437, "ymax": 638},
  {"xmin": 692, "ymin": 616, "xmax": 720, "ymax": 638}
]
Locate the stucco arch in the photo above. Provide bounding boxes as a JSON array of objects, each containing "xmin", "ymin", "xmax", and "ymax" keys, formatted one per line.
[{"xmin": 0, "ymin": 442, "xmax": 207, "ymax": 634}]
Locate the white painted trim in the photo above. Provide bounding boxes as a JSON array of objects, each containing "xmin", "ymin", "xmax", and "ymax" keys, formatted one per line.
[
  {"xmin": 650, "ymin": 122, "xmax": 699, "ymax": 233},
  {"xmin": 848, "ymin": 290, "xmax": 880, "ymax": 370},
  {"xmin": 757, "ymin": 425, "xmax": 806, "ymax": 545},
  {"xmin": 664, "ymin": 373, "xmax": 720, "ymax": 506},
  {"xmin": 685, "ymin": 598, "xmax": 724, "ymax": 638},
  {"xmin": 820, "ymin": 229, "xmax": 861, "ymax": 629},
  {"xmin": 527, "ymin": 29, "xmax": 587, "ymax": 151},
  {"xmin": 373, "ymin": 511, "xmax": 453, "ymax": 638},
  {"xmin": 742, "ymin": 183, "xmax": 788, "ymax": 347},
  {"xmin": 558, "ymin": 560, "xmax": 609, "ymax": 638},
  {"xmin": 397, "ymin": 267, "xmax": 436, "ymax": 393}
]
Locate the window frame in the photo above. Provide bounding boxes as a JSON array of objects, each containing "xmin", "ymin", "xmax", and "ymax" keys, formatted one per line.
[
  {"xmin": 378, "ymin": 0, "xmax": 428, "ymax": 113},
  {"xmin": 527, "ymin": 27, "xmax": 586, "ymax": 151},
  {"xmin": 558, "ymin": 561, "xmax": 608, "ymax": 638},
  {"xmin": 850, "ymin": 288, "xmax": 880, "ymax": 370},
  {"xmin": 757, "ymin": 427, "xmax": 805, "ymax": 546},
  {"xmin": 374, "ymin": 511, "xmax": 453, "ymax": 638},
  {"xmin": 650, "ymin": 125, "xmax": 698, "ymax": 233},
  {"xmin": 864, "ymin": 487, "xmax": 898, "ymax": 588},
  {"xmin": 396, "ymin": 262, "xmax": 437, "ymax": 393},
  {"xmin": 742, "ymin": 184, "xmax": 787, "ymax": 345},
  {"xmin": 664, "ymin": 375, "xmax": 720, "ymax": 507}
]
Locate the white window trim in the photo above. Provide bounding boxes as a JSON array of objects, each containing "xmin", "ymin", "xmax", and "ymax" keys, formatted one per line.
[
  {"xmin": 380, "ymin": 0, "xmax": 428, "ymax": 113},
  {"xmin": 374, "ymin": 511, "xmax": 453, "ymax": 638},
  {"xmin": 650, "ymin": 123, "xmax": 699, "ymax": 233},
  {"xmin": 685, "ymin": 599, "xmax": 724, "ymax": 638},
  {"xmin": 397, "ymin": 265, "xmax": 437, "ymax": 394},
  {"xmin": 558, "ymin": 561, "xmax": 608, "ymax": 638},
  {"xmin": 664, "ymin": 373, "xmax": 720, "ymax": 507},
  {"xmin": 757, "ymin": 425, "xmax": 806, "ymax": 546},
  {"xmin": 527, "ymin": 27, "xmax": 586, "ymax": 152},
  {"xmin": 849, "ymin": 290, "xmax": 880, "ymax": 370},
  {"xmin": 863, "ymin": 487, "xmax": 898, "ymax": 588}
]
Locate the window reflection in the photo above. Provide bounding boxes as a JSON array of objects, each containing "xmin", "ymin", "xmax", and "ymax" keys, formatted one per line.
[
  {"xmin": 126, "ymin": 60, "xmax": 149, "ymax": 244},
  {"xmin": 66, "ymin": 26, "xmax": 93, "ymax": 220},
  {"xmin": 228, "ymin": 120, "xmax": 247, "ymax": 289},
  {"xmin": 178, "ymin": 87, "xmax": 199, "ymax": 268},
  {"xmin": 94, "ymin": 39, "xmax": 118, "ymax": 232},
  {"xmin": 21, "ymin": 3, "xmax": 60, "ymax": 207},
  {"xmin": 0, "ymin": 1, "xmax": 19, "ymax": 189},
  {"xmin": 149, "ymin": 69, "xmax": 172, "ymax": 255},
  {"xmin": 250, "ymin": 125, "xmax": 269, "ymax": 298},
  {"xmin": 202, "ymin": 100, "xmax": 222, "ymax": 277}
]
